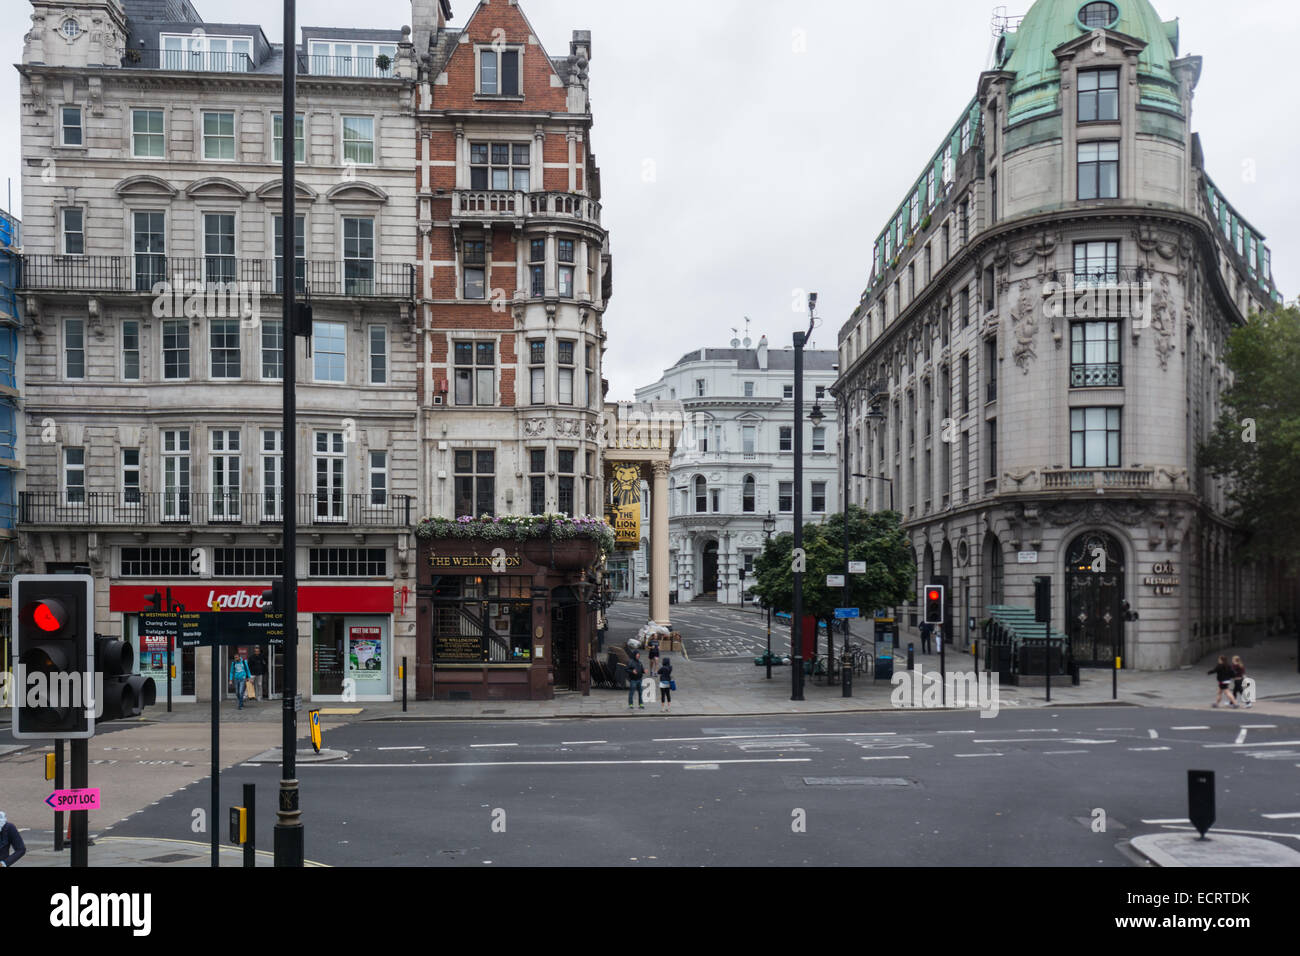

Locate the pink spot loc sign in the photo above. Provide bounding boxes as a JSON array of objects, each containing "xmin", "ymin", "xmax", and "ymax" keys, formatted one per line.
[{"xmin": 46, "ymin": 788, "xmax": 100, "ymax": 810}]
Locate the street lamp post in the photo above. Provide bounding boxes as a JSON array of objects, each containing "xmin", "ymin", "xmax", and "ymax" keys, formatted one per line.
[
  {"xmin": 791, "ymin": 293, "xmax": 817, "ymax": 701},
  {"xmin": 763, "ymin": 511, "xmax": 776, "ymax": 679}
]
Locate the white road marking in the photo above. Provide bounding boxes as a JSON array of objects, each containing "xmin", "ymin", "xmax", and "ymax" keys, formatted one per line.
[
  {"xmin": 652, "ymin": 732, "xmax": 895, "ymax": 743},
  {"xmin": 1235, "ymin": 728, "xmax": 1248, "ymax": 744},
  {"xmin": 1142, "ymin": 818, "xmax": 1190, "ymax": 824},
  {"xmin": 955, "ymin": 753, "xmax": 1003, "ymax": 758},
  {"xmin": 561, "ymin": 740, "xmax": 608, "ymax": 745},
  {"xmin": 1261, "ymin": 812, "xmax": 1300, "ymax": 820},
  {"xmin": 937, "ymin": 730, "xmax": 976, "ymax": 734},
  {"xmin": 1240, "ymin": 724, "xmax": 1277, "ymax": 729},
  {"xmin": 1129, "ymin": 746, "xmax": 1171, "ymax": 751},
  {"xmin": 1095, "ymin": 727, "xmax": 1134, "ymax": 731},
  {"xmin": 1148, "ymin": 729, "xmax": 1159, "ymax": 739},
  {"xmin": 1171, "ymin": 726, "xmax": 1209, "ymax": 730},
  {"xmin": 378, "ymin": 746, "xmax": 425, "ymax": 751},
  {"xmin": 1016, "ymin": 729, "xmax": 1059, "ymax": 733},
  {"xmin": 1043, "ymin": 750, "xmax": 1089, "ymax": 755},
  {"xmin": 470, "ymin": 743, "xmax": 519, "ymax": 748},
  {"xmin": 302, "ymin": 758, "xmax": 815, "ymax": 769},
  {"xmin": 860, "ymin": 756, "xmax": 911, "ymax": 761},
  {"xmin": 1203, "ymin": 740, "xmax": 1300, "ymax": 749},
  {"xmin": 683, "ymin": 764, "xmax": 720, "ymax": 770}
]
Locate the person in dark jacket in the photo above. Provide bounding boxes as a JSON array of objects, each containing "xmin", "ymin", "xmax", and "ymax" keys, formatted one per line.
[
  {"xmin": 1231, "ymin": 655, "xmax": 1251, "ymax": 707},
  {"xmin": 626, "ymin": 650, "xmax": 646, "ymax": 710},
  {"xmin": 919, "ymin": 621, "xmax": 933, "ymax": 654},
  {"xmin": 0, "ymin": 811, "xmax": 26, "ymax": 867},
  {"xmin": 658, "ymin": 657, "xmax": 674, "ymax": 712},
  {"xmin": 1208, "ymin": 655, "xmax": 1238, "ymax": 708},
  {"xmin": 248, "ymin": 646, "xmax": 269, "ymax": 700}
]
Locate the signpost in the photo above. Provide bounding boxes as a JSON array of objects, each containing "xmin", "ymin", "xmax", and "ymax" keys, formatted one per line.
[
  {"xmin": 833, "ymin": 608, "xmax": 860, "ymax": 619},
  {"xmin": 826, "ymin": 574, "xmax": 845, "ymax": 588},
  {"xmin": 847, "ymin": 561, "xmax": 867, "ymax": 574}
]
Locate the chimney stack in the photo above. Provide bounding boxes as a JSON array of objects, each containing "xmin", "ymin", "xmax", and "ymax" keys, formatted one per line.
[{"xmin": 756, "ymin": 335, "xmax": 768, "ymax": 370}]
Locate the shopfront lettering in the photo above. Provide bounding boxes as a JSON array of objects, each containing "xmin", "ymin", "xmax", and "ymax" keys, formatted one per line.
[
  {"xmin": 1143, "ymin": 562, "xmax": 1180, "ymax": 595},
  {"xmin": 430, "ymin": 555, "xmax": 522, "ymax": 569}
]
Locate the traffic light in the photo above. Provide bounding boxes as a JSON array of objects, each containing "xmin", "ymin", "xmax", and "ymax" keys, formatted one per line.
[
  {"xmin": 1034, "ymin": 576, "xmax": 1052, "ymax": 625},
  {"xmin": 738, "ymin": 568, "xmax": 746, "ymax": 581},
  {"xmin": 291, "ymin": 301, "xmax": 313, "ymax": 338},
  {"xmin": 143, "ymin": 590, "xmax": 163, "ymax": 613},
  {"xmin": 94, "ymin": 633, "xmax": 156, "ymax": 722},
  {"xmin": 261, "ymin": 580, "xmax": 284, "ymax": 613},
  {"xmin": 12, "ymin": 574, "xmax": 94, "ymax": 739},
  {"xmin": 923, "ymin": 584, "xmax": 944, "ymax": 625},
  {"xmin": 1120, "ymin": 599, "xmax": 1139, "ymax": 622}
]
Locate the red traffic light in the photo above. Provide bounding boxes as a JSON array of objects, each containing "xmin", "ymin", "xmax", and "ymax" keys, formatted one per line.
[
  {"xmin": 29, "ymin": 599, "xmax": 68, "ymax": 632},
  {"xmin": 927, "ymin": 589, "xmax": 940, "ymax": 601}
]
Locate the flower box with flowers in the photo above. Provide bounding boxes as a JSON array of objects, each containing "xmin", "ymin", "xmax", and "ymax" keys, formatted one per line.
[{"xmin": 416, "ymin": 514, "xmax": 615, "ymax": 560}]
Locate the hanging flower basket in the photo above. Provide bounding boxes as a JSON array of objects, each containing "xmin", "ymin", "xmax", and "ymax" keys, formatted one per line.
[{"xmin": 416, "ymin": 513, "xmax": 615, "ymax": 557}]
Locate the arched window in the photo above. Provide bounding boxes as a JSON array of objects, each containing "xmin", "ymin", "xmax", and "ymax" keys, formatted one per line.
[
  {"xmin": 694, "ymin": 475, "xmax": 707, "ymax": 513},
  {"xmin": 742, "ymin": 475, "xmax": 756, "ymax": 513}
]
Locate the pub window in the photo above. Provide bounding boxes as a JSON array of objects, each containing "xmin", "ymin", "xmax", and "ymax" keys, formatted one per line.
[
  {"xmin": 454, "ymin": 450, "xmax": 495, "ymax": 518},
  {"xmin": 463, "ymin": 239, "xmax": 486, "ymax": 300},
  {"xmin": 455, "ymin": 340, "xmax": 495, "ymax": 406},
  {"xmin": 469, "ymin": 141, "xmax": 529, "ymax": 189},
  {"xmin": 558, "ymin": 450, "xmax": 575, "ymax": 517},
  {"xmin": 529, "ymin": 449, "xmax": 546, "ymax": 514}
]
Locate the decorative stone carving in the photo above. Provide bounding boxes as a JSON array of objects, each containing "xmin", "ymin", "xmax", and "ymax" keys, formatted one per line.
[
  {"xmin": 1010, "ymin": 279, "xmax": 1037, "ymax": 372},
  {"xmin": 523, "ymin": 418, "xmax": 548, "ymax": 438},
  {"xmin": 555, "ymin": 419, "xmax": 580, "ymax": 438},
  {"xmin": 1149, "ymin": 273, "xmax": 1176, "ymax": 370}
]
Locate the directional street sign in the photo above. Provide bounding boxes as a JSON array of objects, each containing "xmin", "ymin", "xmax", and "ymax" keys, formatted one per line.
[
  {"xmin": 47, "ymin": 788, "xmax": 100, "ymax": 810},
  {"xmin": 826, "ymin": 574, "xmax": 846, "ymax": 588},
  {"xmin": 834, "ymin": 608, "xmax": 860, "ymax": 619},
  {"xmin": 141, "ymin": 610, "xmax": 284, "ymax": 647},
  {"xmin": 848, "ymin": 561, "xmax": 867, "ymax": 574}
]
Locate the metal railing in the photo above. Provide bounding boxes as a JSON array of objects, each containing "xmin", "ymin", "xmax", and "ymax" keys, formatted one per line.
[
  {"xmin": 20, "ymin": 255, "xmax": 414, "ymax": 299},
  {"xmin": 303, "ymin": 54, "xmax": 397, "ymax": 78},
  {"xmin": 453, "ymin": 190, "xmax": 603, "ymax": 226},
  {"xmin": 1069, "ymin": 363, "xmax": 1122, "ymax": 388},
  {"xmin": 122, "ymin": 49, "xmax": 254, "ymax": 73},
  {"xmin": 20, "ymin": 492, "xmax": 412, "ymax": 528}
]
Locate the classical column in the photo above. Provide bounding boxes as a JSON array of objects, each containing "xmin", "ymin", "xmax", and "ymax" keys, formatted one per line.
[{"xmin": 651, "ymin": 460, "xmax": 671, "ymax": 627}]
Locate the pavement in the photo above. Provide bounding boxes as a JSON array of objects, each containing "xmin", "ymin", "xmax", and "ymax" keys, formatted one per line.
[{"xmin": 3, "ymin": 598, "xmax": 1297, "ymax": 867}]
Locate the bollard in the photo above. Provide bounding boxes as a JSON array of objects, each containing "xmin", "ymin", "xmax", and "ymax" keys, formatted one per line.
[
  {"xmin": 1188, "ymin": 770, "xmax": 1215, "ymax": 839},
  {"xmin": 907, "ymin": 642, "xmax": 914, "ymax": 671},
  {"xmin": 973, "ymin": 639, "xmax": 980, "ymax": 675},
  {"xmin": 401, "ymin": 656, "xmax": 408, "ymax": 713},
  {"xmin": 841, "ymin": 652, "xmax": 853, "ymax": 698},
  {"xmin": 1045, "ymin": 641, "xmax": 1051, "ymax": 703},
  {"xmin": 1113, "ymin": 655, "xmax": 1120, "ymax": 700},
  {"xmin": 243, "ymin": 782, "xmax": 255, "ymax": 868}
]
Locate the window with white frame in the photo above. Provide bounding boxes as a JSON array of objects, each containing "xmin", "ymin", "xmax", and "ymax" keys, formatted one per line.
[
  {"xmin": 585, "ymin": 344, "xmax": 596, "ymax": 408},
  {"xmin": 454, "ymin": 340, "xmax": 495, "ymax": 406},
  {"xmin": 210, "ymin": 319, "xmax": 240, "ymax": 379},
  {"xmin": 161, "ymin": 33, "xmax": 251, "ymax": 72},
  {"xmin": 161, "ymin": 429, "xmax": 190, "ymax": 520},
  {"xmin": 64, "ymin": 318, "xmax": 85, "ymax": 380},
  {"xmin": 462, "ymin": 238, "xmax": 486, "ymax": 299},
  {"xmin": 470, "ymin": 142, "xmax": 530, "ymax": 190},
  {"xmin": 261, "ymin": 429, "xmax": 283, "ymax": 519},
  {"xmin": 64, "ymin": 447, "xmax": 85, "ymax": 504},
  {"xmin": 557, "ymin": 450, "xmax": 575, "ymax": 517},
  {"xmin": 529, "ymin": 339, "xmax": 545, "ymax": 404},
  {"xmin": 162, "ymin": 319, "xmax": 189, "ymax": 379},
  {"xmin": 369, "ymin": 325, "xmax": 388, "ymax": 385},
  {"xmin": 783, "ymin": 383, "xmax": 794, "ymax": 400},
  {"xmin": 779, "ymin": 426, "xmax": 792, "ymax": 452},
  {"xmin": 369, "ymin": 450, "xmax": 387, "ymax": 506},
  {"xmin": 696, "ymin": 379, "xmax": 706, "ymax": 397},
  {"xmin": 1070, "ymin": 407, "xmax": 1120, "ymax": 468},
  {"xmin": 694, "ymin": 476, "xmax": 707, "ymax": 513},
  {"xmin": 203, "ymin": 213, "xmax": 236, "ymax": 283},
  {"xmin": 308, "ymin": 40, "xmax": 396, "ymax": 77},
  {"xmin": 743, "ymin": 381, "xmax": 754, "ymax": 397},
  {"xmin": 202, "ymin": 111, "xmax": 235, "ymax": 160},
  {"xmin": 557, "ymin": 340, "xmax": 575, "ymax": 405},
  {"xmin": 742, "ymin": 425, "xmax": 756, "ymax": 457},
  {"xmin": 313, "ymin": 321, "xmax": 346, "ymax": 383},
  {"xmin": 61, "ymin": 106, "xmax": 82, "ymax": 146},
  {"xmin": 778, "ymin": 481, "xmax": 793, "ymax": 513},
  {"xmin": 61, "ymin": 208, "xmax": 84, "ymax": 256},
  {"xmin": 133, "ymin": 211, "xmax": 166, "ymax": 291},
  {"xmin": 742, "ymin": 474, "xmax": 756, "ymax": 512},
  {"xmin": 342, "ymin": 115, "xmax": 375, "ymax": 165},
  {"xmin": 122, "ymin": 320, "xmax": 140, "ymax": 380},
  {"xmin": 261, "ymin": 320, "xmax": 283, "ymax": 380},
  {"xmin": 122, "ymin": 448, "xmax": 141, "ymax": 503},
  {"xmin": 812, "ymin": 427, "xmax": 825, "ymax": 452},
  {"xmin": 272, "ymin": 113, "xmax": 305, "ymax": 163},
  {"xmin": 314, "ymin": 431, "xmax": 346, "ymax": 521},
  {"xmin": 811, "ymin": 481, "xmax": 827, "ymax": 513},
  {"xmin": 478, "ymin": 47, "xmax": 521, "ymax": 96},
  {"xmin": 273, "ymin": 215, "xmax": 306, "ymax": 294},
  {"xmin": 343, "ymin": 217, "xmax": 374, "ymax": 294},
  {"xmin": 132, "ymin": 109, "xmax": 164, "ymax": 158},
  {"xmin": 210, "ymin": 429, "xmax": 241, "ymax": 519},
  {"xmin": 557, "ymin": 237, "xmax": 575, "ymax": 297}
]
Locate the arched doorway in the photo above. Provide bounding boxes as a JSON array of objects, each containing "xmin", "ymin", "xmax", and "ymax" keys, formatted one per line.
[
  {"xmin": 1065, "ymin": 530, "xmax": 1125, "ymax": 665},
  {"xmin": 702, "ymin": 541, "xmax": 719, "ymax": 598}
]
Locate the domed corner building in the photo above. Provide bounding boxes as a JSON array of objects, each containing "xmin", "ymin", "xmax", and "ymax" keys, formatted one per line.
[{"xmin": 834, "ymin": 0, "xmax": 1294, "ymax": 672}]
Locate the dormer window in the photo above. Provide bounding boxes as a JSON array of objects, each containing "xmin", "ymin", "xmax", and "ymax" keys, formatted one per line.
[
  {"xmin": 1078, "ymin": 69, "xmax": 1119, "ymax": 122},
  {"xmin": 161, "ymin": 34, "xmax": 251, "ymax": 73},
  {"xmin": 479, "ymin": 47, "xmax": 521, "ymax": 96},
  {"xmin": 309, "ymin": 41, "xmax": 397, "ymax": 78},
  {"xmin": 1078, "ymin": 2, "xmax": 1120, "ymax": 30}
]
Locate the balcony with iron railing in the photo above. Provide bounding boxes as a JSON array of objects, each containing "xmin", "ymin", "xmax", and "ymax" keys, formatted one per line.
[
  {"xmin": 452, "ymin": 190, "xmax": 603, "ymax": 227},
  {"xmin": 1069, "ymin": 363, "xmax": 1122, "ymax": 388},
  {"xmin": 19, "ymin": 492, "xmax": 413, "ymax": 529},
  {"xmin": 302, "ymin": 54, "xmax": 398, "ymax": 79},
  {"xmin": 20, "ymin": 256, "xmax": 414, "ymax": 299},
  {"xmin": 121, "ymin": 49, "xmax": 255, "ymax": 73}
]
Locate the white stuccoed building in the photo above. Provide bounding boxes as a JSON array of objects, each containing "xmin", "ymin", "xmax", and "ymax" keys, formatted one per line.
[{"xmin": 633, "ymin": 332, "xmax": 839, "ymax": 606}]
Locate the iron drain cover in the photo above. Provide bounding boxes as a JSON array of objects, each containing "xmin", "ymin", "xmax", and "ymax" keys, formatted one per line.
[{"xmin": 803, "ymin": 776, "xmax": 912, "ymax": 787}]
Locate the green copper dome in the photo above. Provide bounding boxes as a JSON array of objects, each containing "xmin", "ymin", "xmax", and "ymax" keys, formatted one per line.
[{"xmin": 999, "ymin": 0, "xmax": 1182, "ymax": 123}]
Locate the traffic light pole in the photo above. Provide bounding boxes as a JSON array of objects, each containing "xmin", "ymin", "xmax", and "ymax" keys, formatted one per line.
[
  {"xmin": 53, "ymin": 739, "xmax": 64, "ymax": 852},
  {"xmin": 166, "ymin": 586, "xmax": 174, "ymax": 713},
  {"xmin": 211, "ymin": 643, "xmax": 220, "ymax": 867},
  {"xmin": 275, "ymin": 0, "xmax": 305, "ymax": 868},
  {"xmin": 70, "ymin": 738, "xmax": 87, "ymax": 868}
]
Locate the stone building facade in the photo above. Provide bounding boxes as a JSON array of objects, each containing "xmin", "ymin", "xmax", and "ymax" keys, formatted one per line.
[
  {"xmin": 834, "ymin": 0, "xmax": 1292, "ymax": 669},
  {"xmin": 17, "ymin": 0, "xmax": 419, "ymax": 701},
  {"xmin": 635, "ymin": 336, "xmax": 839, "ymax": 606}
]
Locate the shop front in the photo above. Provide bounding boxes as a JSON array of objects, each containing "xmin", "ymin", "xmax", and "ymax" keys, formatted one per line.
[
  {"xmin": 415, "ymin": 527, "xmax": 605, "ymax": 701},
  {"xmin": 110, "ymin": 583, "xmax": 397, "ymax": 702}
]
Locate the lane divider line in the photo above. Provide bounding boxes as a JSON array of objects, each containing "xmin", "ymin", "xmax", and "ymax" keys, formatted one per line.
[{"xmin": 301, "ymin": 758, "xmax": 816, "ymax": 769}]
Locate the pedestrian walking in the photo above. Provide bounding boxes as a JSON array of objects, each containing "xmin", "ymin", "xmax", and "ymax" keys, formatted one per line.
[
  {"xmin": 229, "ymin": 651, "xmax": 252, "ymax": 710},
  {"xmin": 626, "ymin": 650, "xmax": 646, "ymax": 710},
  {"xmin": 647, "ymin": 633, "xmax": 661, "ymax": 676},
  {"xmin": 249, "ymin": 646, "xmax": 269, "ymax": 700},
  {"xmin": 1231, "ymin": 655, "xmax": 1251, "ymax": 707},
  {"xmin": 920, "ymin": 621, "xmax": 932, "ymax": 654},
  {"xmin": 1208, "ymin": 655, "xmax": 1238, "ymax": 708},
  {"xmin": 933, "ymin": 624, "xmax": 943, "ymax": 652},
  {"xmin": 0, "ymin": 811, "xmax": 26, "ymax": 867},
  {"xmin": 658, "ymin": 657, "xmax": 674, "ymax": 712}
]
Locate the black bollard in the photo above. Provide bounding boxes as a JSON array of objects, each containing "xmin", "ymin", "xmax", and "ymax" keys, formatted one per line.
[
  {"xmin": 402, "ymin": 655, "xmax": 408, "ymax": 713},
  {"xmin": 1188, "ymin": 770, "xmax": 1215, "ymax": 839},
  {"xmin": 907, "ymin": 642, "xmax": 914, "ymax": 671}
]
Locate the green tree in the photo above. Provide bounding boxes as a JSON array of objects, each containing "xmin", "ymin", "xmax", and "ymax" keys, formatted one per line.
[
  {"xmin": 1199, "ymin": 304, "xmax": 1300, "ymax": 563},
  {"xmin": 751, "ymin": 506, "xmax": 916, "ymax": 648}
]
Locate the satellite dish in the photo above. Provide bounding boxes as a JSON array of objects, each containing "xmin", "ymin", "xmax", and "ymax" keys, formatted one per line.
[
  {"xmin": 730, "ymin": 337, "xmax": 741, "ymax": 347},
  {"xmin": 743, "ymin": 336, "xmax": 752, "ymax": 347}
]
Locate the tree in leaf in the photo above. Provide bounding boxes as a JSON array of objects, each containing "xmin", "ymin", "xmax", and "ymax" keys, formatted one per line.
[{"xmin": 1198, "ymin": 304, "xmax": 1300, "ymax": 564}]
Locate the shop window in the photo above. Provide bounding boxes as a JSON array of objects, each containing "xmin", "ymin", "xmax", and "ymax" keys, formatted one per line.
[
  {"xmin": 215, "ymin": 548, "xmax": 283, "ymax": 577},
  {"xmin": 121, "ymin": 547, "xmax": 197, "ymax": 576},
  {"xmin": 308, "ymin": 548, "xmax": 387, "ymax": 577}
]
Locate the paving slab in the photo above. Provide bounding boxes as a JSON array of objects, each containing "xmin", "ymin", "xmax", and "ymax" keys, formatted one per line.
[{"xmin": 1130, "ymin": 832, "xmax": 1300, "ymax": 867}]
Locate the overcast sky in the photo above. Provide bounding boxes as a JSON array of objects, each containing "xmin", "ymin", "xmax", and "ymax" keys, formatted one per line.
[{"xmin": 3, "ymin": 0, "xmax": 1296, "ymax": 399}]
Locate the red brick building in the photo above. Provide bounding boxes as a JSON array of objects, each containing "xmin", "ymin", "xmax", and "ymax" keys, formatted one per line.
[{"xmin": 410, "ymin": 1, "xmax": 612, "ymax": 698}]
